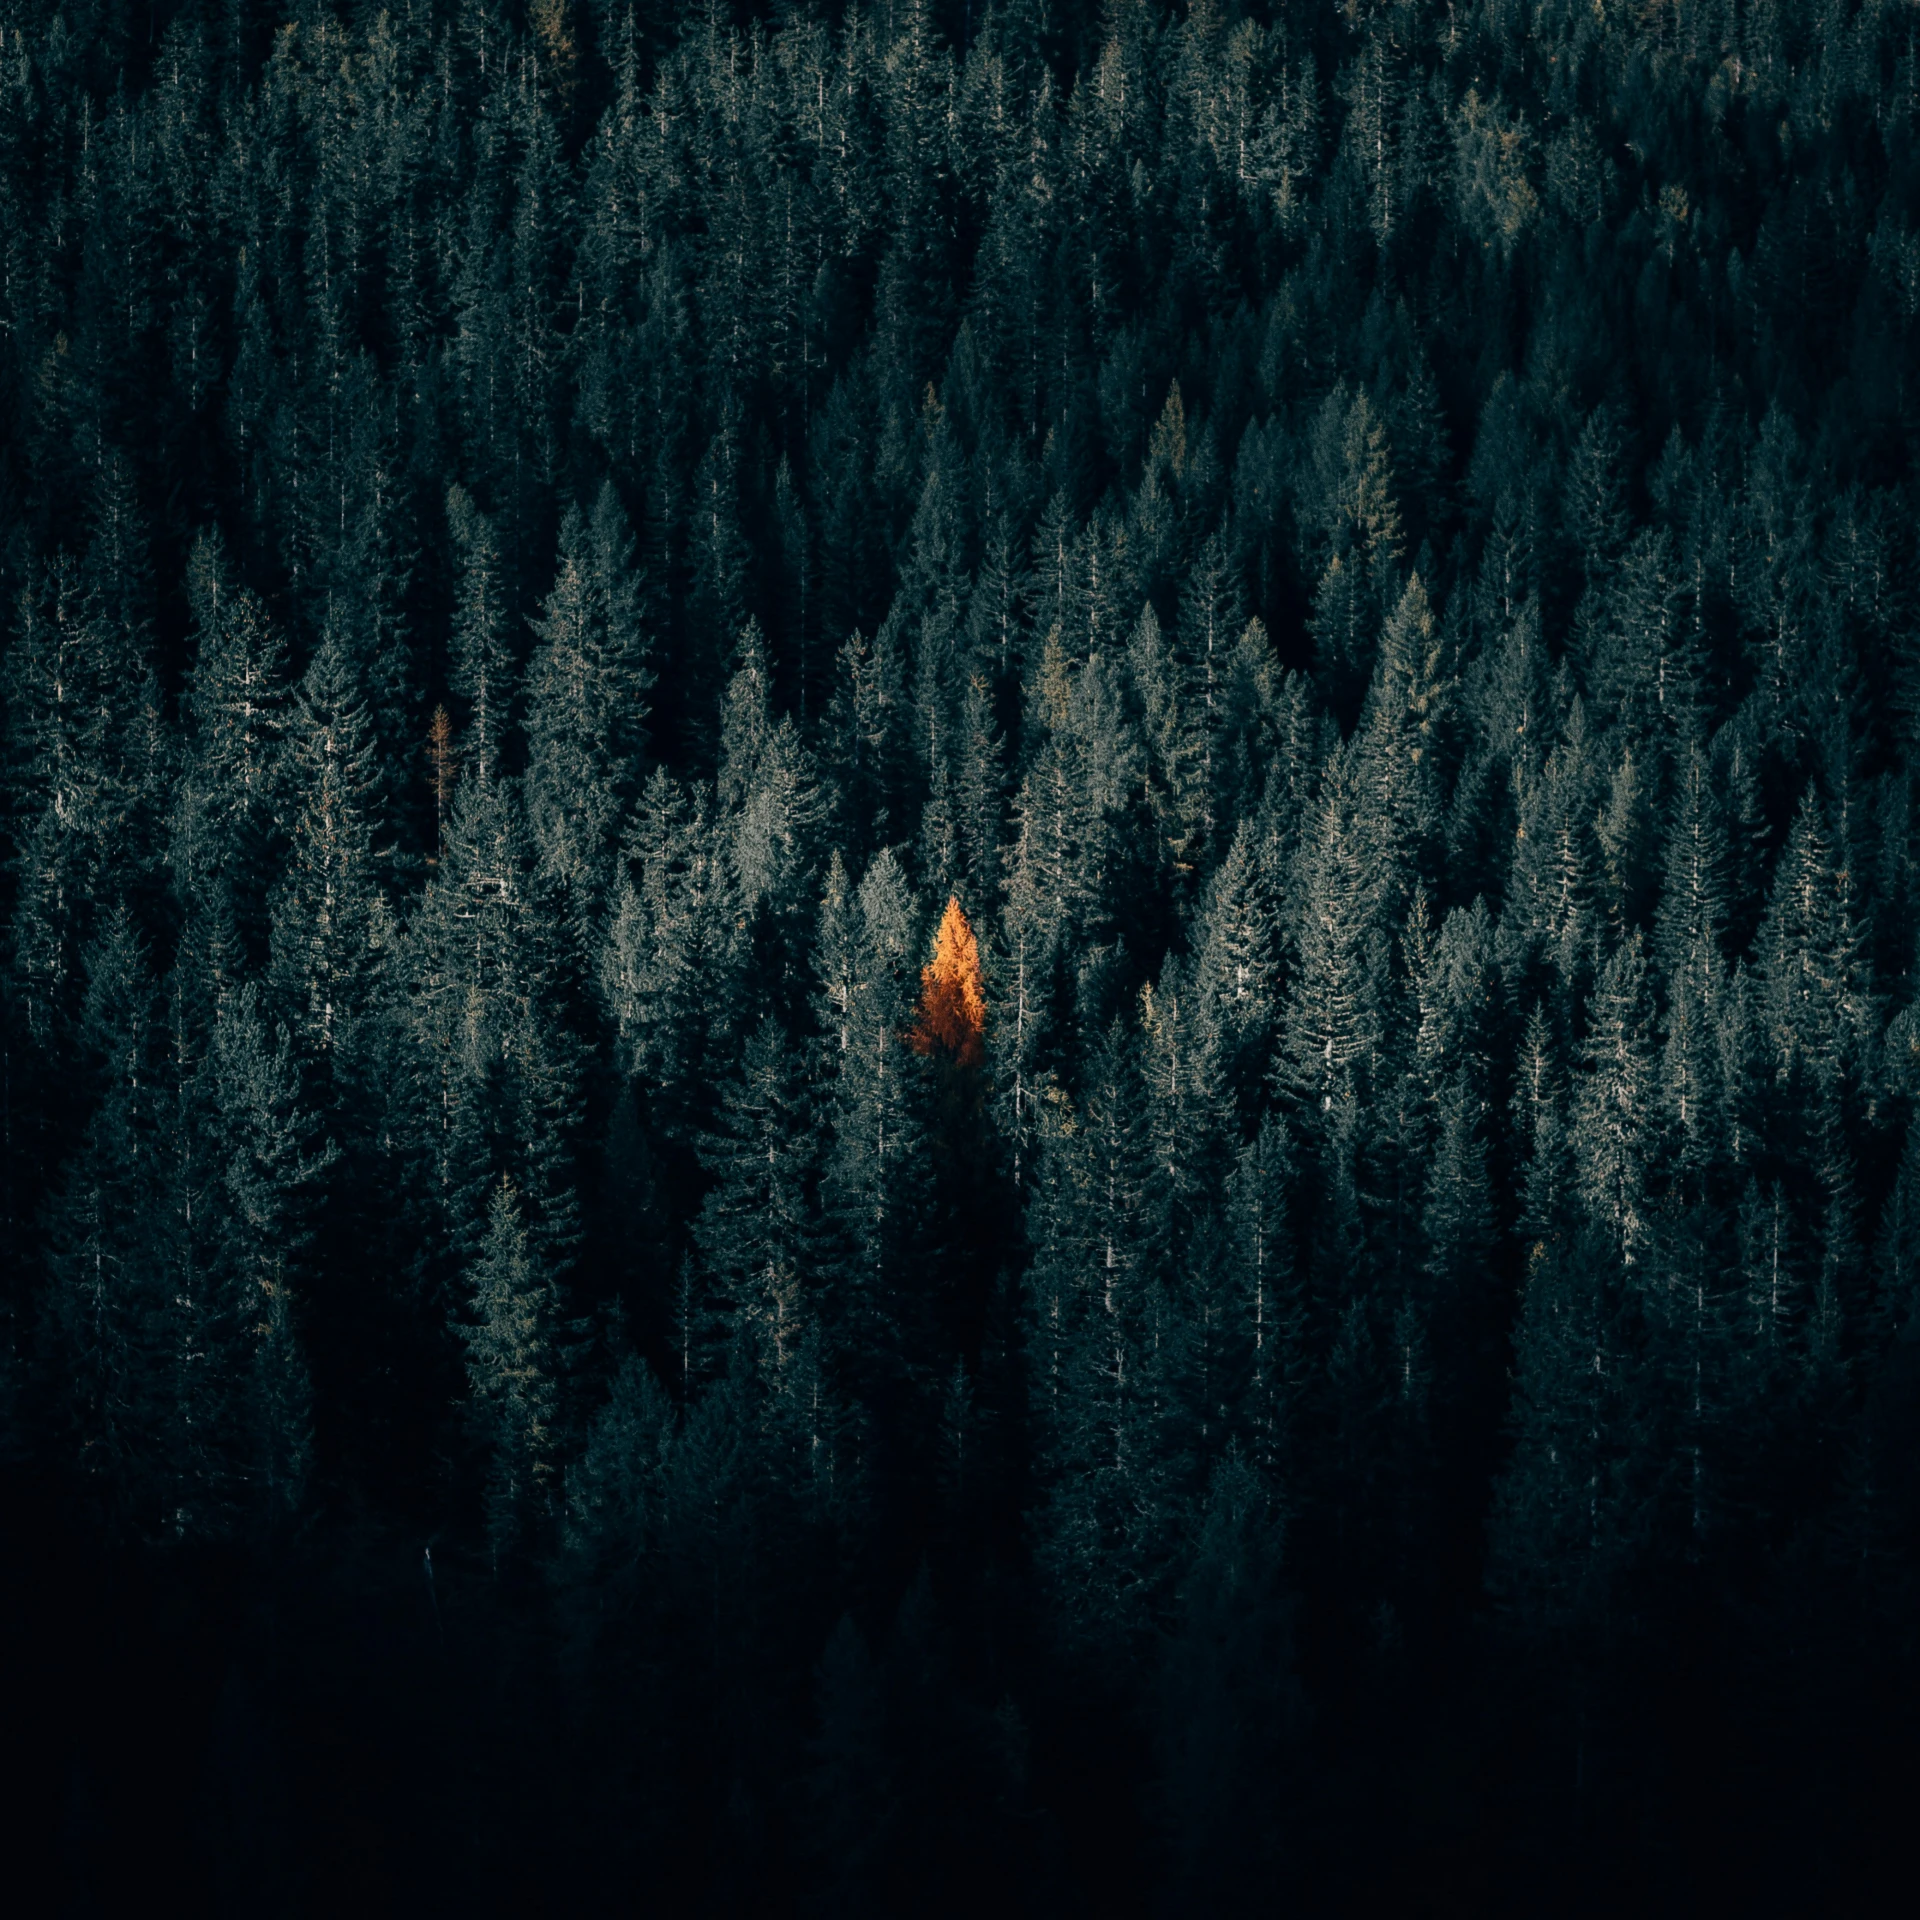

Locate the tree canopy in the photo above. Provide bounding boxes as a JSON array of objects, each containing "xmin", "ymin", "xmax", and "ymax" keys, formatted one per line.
[{"xmin": 3, "ymin": 0, "xmax": 1918, "ymax": 1907}]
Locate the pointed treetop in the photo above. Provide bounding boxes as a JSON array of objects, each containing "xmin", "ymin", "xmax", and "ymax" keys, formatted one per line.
[
  {"xmin": 910, "ymin": 896, "xmax": 986, "ymax": 1069},
  {"xmin": 1149, "ymin": 381, "xmax": 1188, "ymax": 481}
]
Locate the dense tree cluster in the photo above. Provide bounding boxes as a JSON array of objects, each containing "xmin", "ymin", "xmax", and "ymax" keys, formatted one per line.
[{"xmin": 4, "ymin": 0, "xmax": 1919, "ymax": 1907}]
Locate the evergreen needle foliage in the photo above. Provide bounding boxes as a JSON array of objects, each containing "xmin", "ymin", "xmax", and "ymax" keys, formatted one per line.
[{"xmin": 2, "ymin": 0, "xmax": 1918, "ymax": 1908}]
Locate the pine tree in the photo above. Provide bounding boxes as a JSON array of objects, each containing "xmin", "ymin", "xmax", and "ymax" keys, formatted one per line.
[
  {"xmin": 952, "ymin": 666, "xmax": 1006, "ymax": 896},
  {"xmin": 719, "ymin": 623, "xmax": 828, "ymax": 977},
  {"xmin": 1137, "ymin": 969, "xmax": 1230, "ymax": 1271},
  {"xmin": 202, "ymin": 981, "xmax": 324, "ymax": 1528},
  {"xmin": 1349, "ymin": 571, "xmax": 1445, "ymax": 928},
  {"xmin": 524, "ymin": 494, "xmax": 652, "ymax": 948},
  {"xmin": 1027, "ymin": 1019, "xmax": 1158, "ymax": 1659},
  {"xmin": 1588, "ymin": 530, "xmax": 1684, "ymax": 751},
  {"xmin": 1304, "ymin": 386, "xmax": 1403, "ymax": 717},
  {"xmin": 407, "ymin": 749, "xmax": 584, "ymax": 1283},
  {"xmin": 694, "ymin": 1019, "xmax": 819, "ymax": 1380},
  {"xmin": 1002, "ymin": 628, "xmax": 1138, "ymax": 978},
  {"xmin": 45, "ymin": 914, "xmax": 181, "ymax": 1531},
  {"xmin": 1507, "ymin": 699, "xmax": 1606, "ymax": 998},
  {"xmin": 1564, "ymin": 405, "xmax": 1633, "ymax": 603},
  {"xmin": 446, "ymin": 485, "xmax": 516, "ymax": 781},
  {"xmin": 1755, "ymin": 788, "xmax": 1872, "ymax": 1116},
  {"xmin": 172, "ymin": 532, "xmax": 290, "ymax": 940},
  {"xmin": 563, "ymin": 1348, "xmax": 677, "ymax": 1590},
  {"xmin": 1174, "ymin": 531, "xmax": 1244, "ymax": 856},
  {"xmin": 1221, "ymin": 1115, "xmax": 1303, "ymax": 1476},
  {"xmin": 1488, "ymin": 1226, "xmax": 1646, "ymax": 1643},
  {"xmin": 462, "ymin": 1175, "xmax": 562, "ymax": 1564},
  {"xmin": 824, "ymin": 617, "xmax": 914, "ymax": 862},
  {"xmin": 1655, "ymin": 743, "xmax": 1734, "ymax": 1186},
  {"xmin": 1152, "ymin": 1206, "xmax": 1257, "ymax": 1522},
  {"xmin": 1571, "ymin": 931, "xmax": 1658, "ymax": 1268},
  {"xmin": 684, "ymin": 426, "xmax": 753, "ymax": 765},
  {"xmin": 1277, "ymin": 743, "xmax": 1383, "ymax": 1112},
  {"xmin": 600, "ymin": 769, "xmax": 745, "ymax": 1139},
  {"xmin": 324, "ymin": 422, "xmax": 419, "ymax": 838},
  {"xmin": 6, "ymin": 515, "xmax": 167, "ymax": 1046},
  {"xmin": 1188, "ymin": 818, "xmax": 1279, "ymax": 1112},
  {"xmin": 266, "ymin": 628, "xmax": 389, "ymax": 1079},
  {"xmin": 1423, "ymin": 1064, "xmax": 1496, "ymax": 1332},
  {"xmin": 1512, "ymin": 1006, "xmax": 1574, "ymax": 1244},
  {"xmin": 1210, "ymin": 617, "xmax": 1292, "ymax": 842},
  {"xmin": 817, "ymin": 848, "xmax": 926, "ymax": 1375},
  {"xmin": 1127, "ymin": 599, "xmax": 1209, "ymax": 888}
]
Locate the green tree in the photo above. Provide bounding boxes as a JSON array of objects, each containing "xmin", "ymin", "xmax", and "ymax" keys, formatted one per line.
[
  {"xmin": 45, "ymin": 915, "xmax": 183, "ymax": 1532},
  {"xmin": 172, "ymin": 532, "xmax": 290, "ymax": 942},
  {"xmin": 1487, "ymin": 1227, "xmax": 1646, "ymax": 1644},
  {"xmin": 694, "ymin": 1019, "xmax": 820, "ymax": 1381},
  {"xmin": 6, "ymin": 497, "xmax": 168, "ymax": 1046},
  {"xmin": 1278, "ymin": 742, "xmax": 1385, "ymax": 1112},
  {"xmin": 1571, "ymin": 932, "xmax": 1658, "ymax": 1268},
  {"xmin": 266, "ymin": 628, "xmax": 389, "ymax": 1082},
  {"xmin": 462, "ymin": 1176, "xmax": 562, "ymax": 1563},
  {"xmin": 1027, "ymin": 1020, "xmax": 1162, "ymax": 1660},
  {"xmin": 201, "ymin": 981, "xmax": 325, "ymax": 1529},
  {"xmin": 447, "ymin": 485, "xmax": 516, "ymax": 780},
  {"xmin": 524, "ymin": 486, "xmax": 653, "ymax": 948},
  {"xmin": 817, "ymin": 848, "xmax": 926, "ymax": 1373},
  {"xmin": 599, "ymin": 769, "xmax": 745, "ymax": 1142}
]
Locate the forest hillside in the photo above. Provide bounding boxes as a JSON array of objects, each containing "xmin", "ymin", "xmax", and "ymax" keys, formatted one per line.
[{"xmin": 3, "ymin": 0, "xmax": 1919, "ymax": 1909}]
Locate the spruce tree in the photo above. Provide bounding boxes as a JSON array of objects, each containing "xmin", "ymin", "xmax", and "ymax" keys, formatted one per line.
[
  {"xmin": 524, "ymin": 489, "xmax": 653, "ymax": 950},
  {"xmin": 173, "ymin": 532, "xmax": 291, "ymax": 944},
  {"xmin": 1027, "ymin": 1019, "xmax": 1159, "ymax": 1659},
  {"xmin": 462, "ymin": 1175, "xmax": 562, "ymax": 1564},
  {"xmin": 1571, "ymin": 931, "xmax": 1658, "ymax": 1269},
  {"xmin": 45, "ymin": 914, "xmax": 180, "ymax": 1532},
  {"xmin": 447, "ymin": 484, "xmax": 516, "ymax": 781},
  {"xmin": 817, "ymin": 848, "xmax": 926, "ymax": 1380},
  {"xmin": 694, "ymin": 1018, "xmax": 820, "ymax": 1381},
  {"xmin": 202, "ymin": 981, "xmax": 323, "ymax": 1530},
  {"xmin": 267, "ymin": 628, "xmax": 389, "ymax": 1082}
]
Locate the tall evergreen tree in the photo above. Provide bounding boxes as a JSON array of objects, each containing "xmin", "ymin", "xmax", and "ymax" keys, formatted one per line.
[
  {"xmin": 1027, "ymin": 1018, "xmax": 1159, "ymax": 1660},
  {"xmin": 462, "ymin": 1175, "xmax": 562, "ymax": 1563},
  {"xmin": 694, "ymin": 1018, "xmax": 820, "ymax": 1381},
  {"xmin": 817, "ymin": 848, "xmax": 926, "ymax": 1377},
  {"xmin": 267, "ymin": 628, "xmax": 389, "ymax": 1081},
  {"xmin": 172, "ymin": 532, "xmax": 291, "ymax": 943},
  {"xmin": 447, "ymin": 484, "xmax": 516, "ymax": 781},
  {"xmin": 524, "ymin": 486, "xmax": 653, "ymax": 949}
]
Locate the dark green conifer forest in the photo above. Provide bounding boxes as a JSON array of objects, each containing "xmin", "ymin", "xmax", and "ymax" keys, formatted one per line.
[{"xmin": 4, "ymin": 0, "xmax": 1919, "ymax": 1908}]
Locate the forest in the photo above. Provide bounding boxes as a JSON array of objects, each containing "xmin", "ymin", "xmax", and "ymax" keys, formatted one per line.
[{"xmin": 2, "ymin": 0, "xmax": 1917, "ymax": 1908}]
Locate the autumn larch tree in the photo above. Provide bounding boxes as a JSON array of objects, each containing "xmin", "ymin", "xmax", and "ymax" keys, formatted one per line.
[{"xmin": 909, "ymin": 896, "xmax": 1011, "ymax": 1369}]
